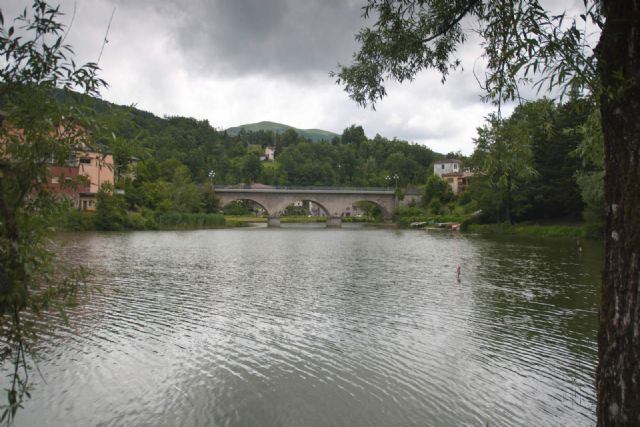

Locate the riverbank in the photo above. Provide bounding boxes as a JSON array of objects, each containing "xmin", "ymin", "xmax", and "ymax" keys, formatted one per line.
[
  {"xmin": 58, "ymin": 210, "xmax": 228, "ymax": 231},
  {"xmin": 464, "ymin": 221, "xmax": 593, "ymax": 239},
  {"xmin": 224, "ymin": 215, "xmax": 375, "ymax": 226},
  {"xmin": 56, "ymin": 211, "xmax": 378, "ymax": 231},
  {"xmin": 57, "ymin": 209, "xmax": 595, "ymax": 238}
]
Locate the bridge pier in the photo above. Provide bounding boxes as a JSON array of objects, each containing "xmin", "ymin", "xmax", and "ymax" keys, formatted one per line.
[
  {"xmin": 267, "ymin": 216, "xmax": 281, "ymax": 228},
  {"xmin": 326, "ymin": 216, "xmax": 342, "ymax": 228}
]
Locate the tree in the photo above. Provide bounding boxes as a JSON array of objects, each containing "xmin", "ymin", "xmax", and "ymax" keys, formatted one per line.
[
  {"xmin": 94, "ymin": 184, "xmax": 128, "ymax": 231},
  {"xmin": 469, "ymin": 110, "xmax": 537, "ymax": 224},
  {"xmin": 519, "ymin": 99, "xmax": 585, "ymax": 221},
  {"xmin": 341, "ymin": 124, "xmax": 367, "ymax": 145},
  {"xmin": 334, "ymin": 1, "xmax": 638, "ymax": 424},
  {"xmin": 200, "ymin": 185, "xmax": 220, "ymax": 214},
  {"xmin": 241, "ymin": 153, "xmax": 262, "ymax": 184},
  {"xmin": 0, "ymin": 1, "xmax": 107, "ymax": 422},
  {"xmin": 170, "ymin": 165, "xmax": 202, "ymax": 212},
  {"xmin": 423, "ymin": 174, "xmax": 452, "ymax": 207}
]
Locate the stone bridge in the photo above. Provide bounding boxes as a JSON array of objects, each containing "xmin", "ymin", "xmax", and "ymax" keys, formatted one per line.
[{"xmin": 214, "ymin": 185, "xmax": 398, "ymax": 227}]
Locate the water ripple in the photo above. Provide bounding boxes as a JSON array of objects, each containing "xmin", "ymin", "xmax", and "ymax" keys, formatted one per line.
[{"xmin": 16, "ymin": 229, "xmax": 600, "ymax": 427}]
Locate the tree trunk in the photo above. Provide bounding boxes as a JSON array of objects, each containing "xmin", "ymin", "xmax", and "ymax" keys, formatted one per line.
[{"xmin": 596, "ymin": 1, "xmax": 640, "ymax": 425}]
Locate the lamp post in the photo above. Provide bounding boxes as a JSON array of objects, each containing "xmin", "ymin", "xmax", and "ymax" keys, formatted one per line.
[
  {"xmin": 208, "ymin": 170, "xmax": 215, "ymax": 187},
  {"xmin": 392, "ymin": 173, "xmax": 400, "ymax": 209},
  {"xmin": 385, "ymin": 175, "xmax": 391, "ymax": 189}
]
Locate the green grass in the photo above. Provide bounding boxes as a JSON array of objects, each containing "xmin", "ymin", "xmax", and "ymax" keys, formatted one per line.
[
  {"xmin": 224, "ymin": 215, "xmax": 328, "ymax": 224},
  {"xmin": 223, "ymin": 215, "xmax": 267, "ymax": 227},
  {"xmin": 466, "ymin": 222, "xmax": 587, "ymax": 238},
  {"xmin": 281, "ymin": 215, "xmax": 327, "ymax": 223},
  {"xmin": 53, "ymin": 209, "xmax": 96, "ymax": 231},
  {"xmin": 154, "ymin": 212, "xmax": 225, "ymax": 229},
  {"xmin": 224, "ymin": 214, "xmax": 381, "ymax": 226}
]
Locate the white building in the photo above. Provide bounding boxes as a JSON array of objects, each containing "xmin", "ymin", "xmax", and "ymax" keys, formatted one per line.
[
  {"xmin": 433, "ymin": 159, "xmax": 471, "ymax": 195},
  {"xmin": 433, "ymin": 159, "xmax": 462, "ymax": 177},
  {"xmin": 262, "ymin": 146, "xmax": 276, "ymax": 161}
]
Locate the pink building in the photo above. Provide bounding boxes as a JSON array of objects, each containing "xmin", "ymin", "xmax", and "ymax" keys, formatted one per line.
[
  {"xmin": 0, "ymin": 115, "xmax": 114, "ymax": 210},
  {"xmin": 46, "ymin": 151, "xmax": 115, "ymax": 211}
]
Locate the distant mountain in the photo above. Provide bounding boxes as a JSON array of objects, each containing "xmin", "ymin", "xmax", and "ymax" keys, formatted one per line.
[{"xmin": 226, "ymin": 121, "xmax": 339, "ymax": 142}]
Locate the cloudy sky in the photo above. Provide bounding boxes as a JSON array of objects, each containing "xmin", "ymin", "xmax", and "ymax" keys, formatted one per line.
[{"xmin": 3, "ymin": 0, "xmax": 587, "ymax": 154}]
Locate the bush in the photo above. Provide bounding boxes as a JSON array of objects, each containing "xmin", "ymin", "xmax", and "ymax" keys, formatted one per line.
[
  {"xmin": 56, "ymin": 208, "xmax": 95, "ymax": 231},
  {"xmin": 126, "ymin": 212, "xmax": 149, "ymax": 230},
  {"xmin": 460, "ymin": 215, "xmax": 481, "ymax": 231},
  {"xmin": 94, "ymin": 188, "xmax": 129, "ymax": 231},
  {"xmin": 423, "ymin": 175, "xmax": 453, "ymax": 206},
  {"xmin": 155, "ymin": 212, "xmax": 225, "ymax": 229},
  {"xmin": 466, "ymin": 222, "xmax": 588, "ymax": 238},
  {"xmin": 428, "ymin": 199, "xmax": 442, "ymax": 215}
]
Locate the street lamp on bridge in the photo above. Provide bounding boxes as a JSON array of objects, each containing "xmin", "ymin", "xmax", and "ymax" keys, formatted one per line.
[{"xmin": 208, "ymin": 170, "xmax": 216, "ymax": 187}]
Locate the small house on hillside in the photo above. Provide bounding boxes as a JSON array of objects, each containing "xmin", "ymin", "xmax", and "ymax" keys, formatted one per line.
[
  {"xmin": 433, "ymin": 159, "xmax": 462, "ymax": 176},
  {"xmin": 264, "ymin": 146, "xmax": 276, "ymax": 161},
  {"xmin": 433, "ymin": 159, "xmax": 472, "ymax": 195}
]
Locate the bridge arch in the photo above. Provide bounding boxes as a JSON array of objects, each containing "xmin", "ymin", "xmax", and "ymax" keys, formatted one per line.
[
  {"xmin": 279, "ymin": 198, "xmax": 331, "ymax": 217},
  {"xmin": 350, "ymin": 199, "xmax": 392, "ymax": 221},
  {"xmin": 220, "ymin": 198, "xmax": 271, "ymax": 217}
]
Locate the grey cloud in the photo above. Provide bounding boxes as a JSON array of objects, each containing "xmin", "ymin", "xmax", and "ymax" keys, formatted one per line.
[{"xmin": 126, "ymin": 0, "xmax": 367, "ymax": 79}]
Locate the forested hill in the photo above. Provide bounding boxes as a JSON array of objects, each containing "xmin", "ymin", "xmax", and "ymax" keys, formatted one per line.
[
  {"xmin": 226, "ymin": 121, "xmax": 339, "ymax": 142},
  {"xmin": 40, "ymin": 91, "xmax": 442, "ymax": 189}
]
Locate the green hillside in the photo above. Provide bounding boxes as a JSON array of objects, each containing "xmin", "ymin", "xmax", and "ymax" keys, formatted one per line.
[{"xmin": 226, "ymin": 121, "xmax": 338, "ymax": 142}]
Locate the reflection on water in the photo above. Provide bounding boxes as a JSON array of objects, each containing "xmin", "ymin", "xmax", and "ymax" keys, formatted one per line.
[{"xmin": 17, "ymin": 228, "xmax": 601, "ymax": 427}]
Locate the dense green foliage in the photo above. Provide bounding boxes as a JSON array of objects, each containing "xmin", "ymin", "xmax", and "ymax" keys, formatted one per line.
[
  {"xmin": 423, "ymin": 175, "xmax": 454, "ymax": 213},
  {"xmin": 466, "ymin": 222, "xmax": 587, "ymax": 238},
  {"xmin": 466, "ymin": 99, "xmax": 601, "ymax": 230},
  {"xmin": 154, "ymin": 212, "xmax": 225, "ymax": 229},
  {"xmin": 387, "ymin": 98, "xmax": 603, "ymax": 234}
]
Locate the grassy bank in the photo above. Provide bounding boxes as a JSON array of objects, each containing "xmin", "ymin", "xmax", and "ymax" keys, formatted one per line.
[
  {"xmin": 464, "ymin": 222, "xmax": 589, "ymax": 238},
  {"xmin": 56, "ymin": 211, "xmax": 378, "ymax": 231},
  {"xmin": 155, "ymin": 212, "xmax": 225, "ymax": 229},
  {"xmin": 224, "ymin": 215, "xmax": 266, "ymax": 227},
  {"xmin": 393, "ymin": 205, "xmax": 470, "ymax": 228},
  {"xmin": 56, "ymin": 210, "xmax": 227, "ymax": 231},
  {"xmin": 224, "ymin": 215, "xmax": 377, "ymax": 226}
]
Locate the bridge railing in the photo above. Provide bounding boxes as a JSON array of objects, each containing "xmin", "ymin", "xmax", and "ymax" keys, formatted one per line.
[{"xmin": 213, "ymin": 184, "xmax": 394, "ymax": 192}]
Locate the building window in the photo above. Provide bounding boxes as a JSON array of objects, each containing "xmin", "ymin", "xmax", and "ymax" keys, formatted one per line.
[
  {"xmin": 453, "ymin": 163, "xmax": 458, "ymax": 170},
  {"xmin": 80, "ymin": 158, "xmax": 91, "ymax": 164},
  {"xmin": 441, "ymin": 164, "xmax": 445, "ymax": 169},
  {"xmin": 447, "ymin": 178, "xmax": 454, "ymax": 183}
]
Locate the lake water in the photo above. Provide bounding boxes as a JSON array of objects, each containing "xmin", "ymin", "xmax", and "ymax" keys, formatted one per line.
[{"xmin": 17, "ymin": 225, "xmax": 601, "ymax": 426}]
